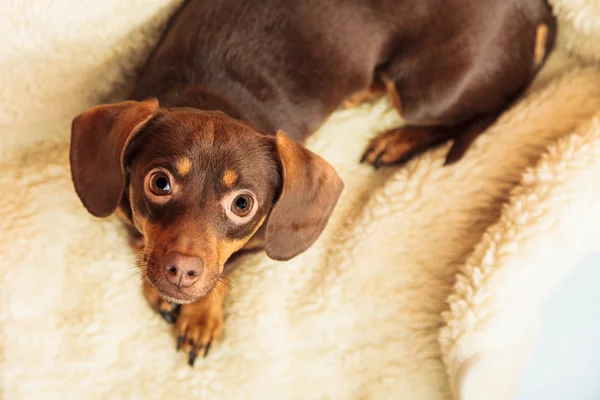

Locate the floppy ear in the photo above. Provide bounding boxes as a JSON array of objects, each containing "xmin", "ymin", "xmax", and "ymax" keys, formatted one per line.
[
  {"xmin": 265, "ymin": 131, "xmax": 344, "ymax": 261},
  {"xmin": 69, "ymin": 99, "xmax": 159, "ymax": 218}
]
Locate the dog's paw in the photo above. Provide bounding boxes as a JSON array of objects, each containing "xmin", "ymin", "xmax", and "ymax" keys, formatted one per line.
[
  {"xmin": 361, "ymin": 127, "xmax": 423, "ymax": 168},
  {"xmin": 142, "ymin": 277, "xmax": 181, "ymax": 324},
  {"xmin": 175, "ymin": 296, "xmax": 224, "ymax": 366}
]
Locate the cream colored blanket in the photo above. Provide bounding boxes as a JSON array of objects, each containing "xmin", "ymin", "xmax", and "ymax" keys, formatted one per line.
[{"xmin": 1, "ymin": 1, "xmax": 599, "ymax": 399}]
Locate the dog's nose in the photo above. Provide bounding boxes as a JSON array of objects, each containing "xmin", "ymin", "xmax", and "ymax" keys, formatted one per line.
[{"xmin": 162, "ymin": 251, "xmax": 204, "ymax": 287}]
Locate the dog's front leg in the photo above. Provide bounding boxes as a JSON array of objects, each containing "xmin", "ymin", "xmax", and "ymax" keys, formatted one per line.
[
  {"xmin": 174, "ymin": 278, "xmax": 229, "ymax": 366},
  {"xmin": 141, "ymin": 275, "xmax": 229, "ymax": 366}
]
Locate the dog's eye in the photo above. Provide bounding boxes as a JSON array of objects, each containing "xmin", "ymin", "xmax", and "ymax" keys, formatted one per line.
[
  {"xmin": 222, "ymin": 190, "xmax": 258, "ymax": 222},
  {"xmin": 231, "ymin": 194, "xmax": 254, "ymax": 217},
  {"xmin": 149, "ymin": 172, "xmax": 172, "ymax": 196}
]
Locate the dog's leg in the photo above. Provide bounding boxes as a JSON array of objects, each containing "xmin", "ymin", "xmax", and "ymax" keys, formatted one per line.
[
  {"xmin": 361, "ymin": 114, "xmax": 497, "ymax": 168},
  {"xmin": 173, "ymin": 249, "xmax": 258, "ymax": 365},
  {"xmin": 141, "ymin": 274, "xmax": 228, "ymax": 364},
  {"xmin": 174, "ymin": 278, "xmax": 229, "ymax": 366},
  {"xmin": 359, "ymin": 61, "xmax": 502, "ymax": 168}
]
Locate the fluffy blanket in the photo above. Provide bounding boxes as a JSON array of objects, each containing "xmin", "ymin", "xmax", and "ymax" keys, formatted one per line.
[{"xmin": 1, "ymin": 1, "xmax": 599, "ymax": 399}]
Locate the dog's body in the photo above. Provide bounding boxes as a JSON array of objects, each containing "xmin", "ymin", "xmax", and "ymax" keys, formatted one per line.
[
  {"xmin": 132, "ymin": 0, "xmax": 555, "ymax": 161},
  {"xmin": 69, "ymin": 0, "xmax": 556, "ymax": 365}
]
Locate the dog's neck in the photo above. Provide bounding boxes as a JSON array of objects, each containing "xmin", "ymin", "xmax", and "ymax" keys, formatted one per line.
[{"xmin": 157, "ymin": 83, "xmax": 276, "ymax": 135}]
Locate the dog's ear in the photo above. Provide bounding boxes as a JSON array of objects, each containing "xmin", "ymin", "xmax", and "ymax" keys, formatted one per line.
[
  {"xmin": 70, "ymin": 99, "xmax": 159, "ymax": 218},
  {"xmin": 265, "ymin": 131, "xmax": 344, "ymax": 261}
]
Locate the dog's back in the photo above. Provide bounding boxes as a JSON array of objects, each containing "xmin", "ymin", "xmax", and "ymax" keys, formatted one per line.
[{"xmin": 131, "ymin": 0, "xmax": 556, "ymax": 139}]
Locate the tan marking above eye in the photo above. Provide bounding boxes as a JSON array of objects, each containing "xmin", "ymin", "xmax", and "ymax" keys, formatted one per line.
[
  {"xmin": 534, "ymin": 24, "xmax": 549, "ymax": 67},
  {"xmin": 223, "ymin": 169, "xmax": 238, "ymax": 187},
  {"xmin": 175, "ymin": 157, "xmax": 192, "ymax": 177}
]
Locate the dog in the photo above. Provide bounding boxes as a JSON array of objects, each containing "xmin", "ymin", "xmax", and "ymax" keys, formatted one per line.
[{"xmin": 69, "ymin": 0, "xmax": 556, "ymax": 365}]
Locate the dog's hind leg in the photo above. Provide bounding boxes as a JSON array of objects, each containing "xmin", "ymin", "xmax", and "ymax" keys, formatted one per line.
[{"xmin": 361, "ymin": 114, "xmax": 497, "ymax": 168}]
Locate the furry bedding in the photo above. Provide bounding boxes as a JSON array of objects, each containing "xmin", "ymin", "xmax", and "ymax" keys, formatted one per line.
[{"xmin": 1, "ymin": 1, "xmax": 599, "ymax": 399}]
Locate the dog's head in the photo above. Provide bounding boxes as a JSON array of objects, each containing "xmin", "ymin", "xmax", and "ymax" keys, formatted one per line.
[{"xmin": 70, "ymin": 99, "xmax": 343, "ymax": 303}]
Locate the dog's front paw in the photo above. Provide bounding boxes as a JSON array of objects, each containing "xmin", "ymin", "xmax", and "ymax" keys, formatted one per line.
[
  {"xmin": 142, "ymin": 277, "xmax": 181, "ymax": 324},
  {"xmin": 175, "ymin": 295, "xmax": 225, "ymax": 366}
]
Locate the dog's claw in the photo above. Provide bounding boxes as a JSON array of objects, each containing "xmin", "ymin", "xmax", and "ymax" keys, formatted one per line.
[
  {"xmin": 359, "ymin": 152, "xmax": 368, "ymax": 163},
  {"xmin": 176, "ymin": 336, "xmax": 184, "ymax": 351},
  {"xmin": 160, "ymin": 310, "xmax": 177, "ymax": 324},
  {"xmin": 159, "ymin": 303, "xmax": 180, "ymax": 324},
  {"xmin": 188, "ymin": 350, "xmax": 198, "ymax": 367},
  {"xmin": 204, "ymin": 339, "xmax": 212, "ymax": 358},
  {"xmin": 373, "ymin": 154, "xmax": 383, "ymax": 169}
]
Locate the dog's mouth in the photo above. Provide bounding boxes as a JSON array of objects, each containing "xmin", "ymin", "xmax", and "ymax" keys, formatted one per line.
[
  {"xmin": 145, "ymin": 266, "xmax": 219, "ymax": 305},
  {"xmin": 156, "ymin": 289, "xmax": 199, "ymax": 305},
  {"xmin": 151, "ymin": 279, "xmax": 214, "ymax": 304}
]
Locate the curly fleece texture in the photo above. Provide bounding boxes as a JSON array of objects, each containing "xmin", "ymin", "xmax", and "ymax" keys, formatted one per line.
[{"xmin": 1, "ymin": 1, "xmax": 599, "ymax": 399}]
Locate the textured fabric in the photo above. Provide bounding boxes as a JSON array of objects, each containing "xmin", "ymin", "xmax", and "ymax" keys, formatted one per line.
[{"xmin": 1, "ymin": 1, "xmax": 599, "ymax": 399}]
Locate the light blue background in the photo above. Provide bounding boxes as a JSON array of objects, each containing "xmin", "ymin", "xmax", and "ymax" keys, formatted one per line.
[{"xmin": 515, "ymin": 253, "xmax": 600, "ymax": 400}]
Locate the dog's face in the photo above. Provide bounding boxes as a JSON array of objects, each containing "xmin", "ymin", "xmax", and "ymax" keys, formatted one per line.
[
  {"xmin": 69, "ymin": 99, "xmax": 343, "ymax": 303},
  {"xmin": 125, "ymin": 108, "xmax": 280, "ymax": 302}
]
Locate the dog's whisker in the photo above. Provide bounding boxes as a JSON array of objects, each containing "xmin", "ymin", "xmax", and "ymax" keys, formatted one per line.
[
  {"xmin": 212, "ymin": 280, "xmax": 228, "ymax": 303},
  {"xmin": 126, "ymin": 269, "xmax": 143, "ymax": 279},
  {"xmin": 217, "ymin": 276, "xmax": 235, "ymax": 291},
  {"xmin": 217, "ymin": 279, "xmax": 231, "ymax": 292}
]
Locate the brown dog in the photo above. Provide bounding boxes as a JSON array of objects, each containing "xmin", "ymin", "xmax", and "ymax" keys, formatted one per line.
[{"xmin": 69, "ymin": 0, "xmax": 556, "ymax": 365}]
